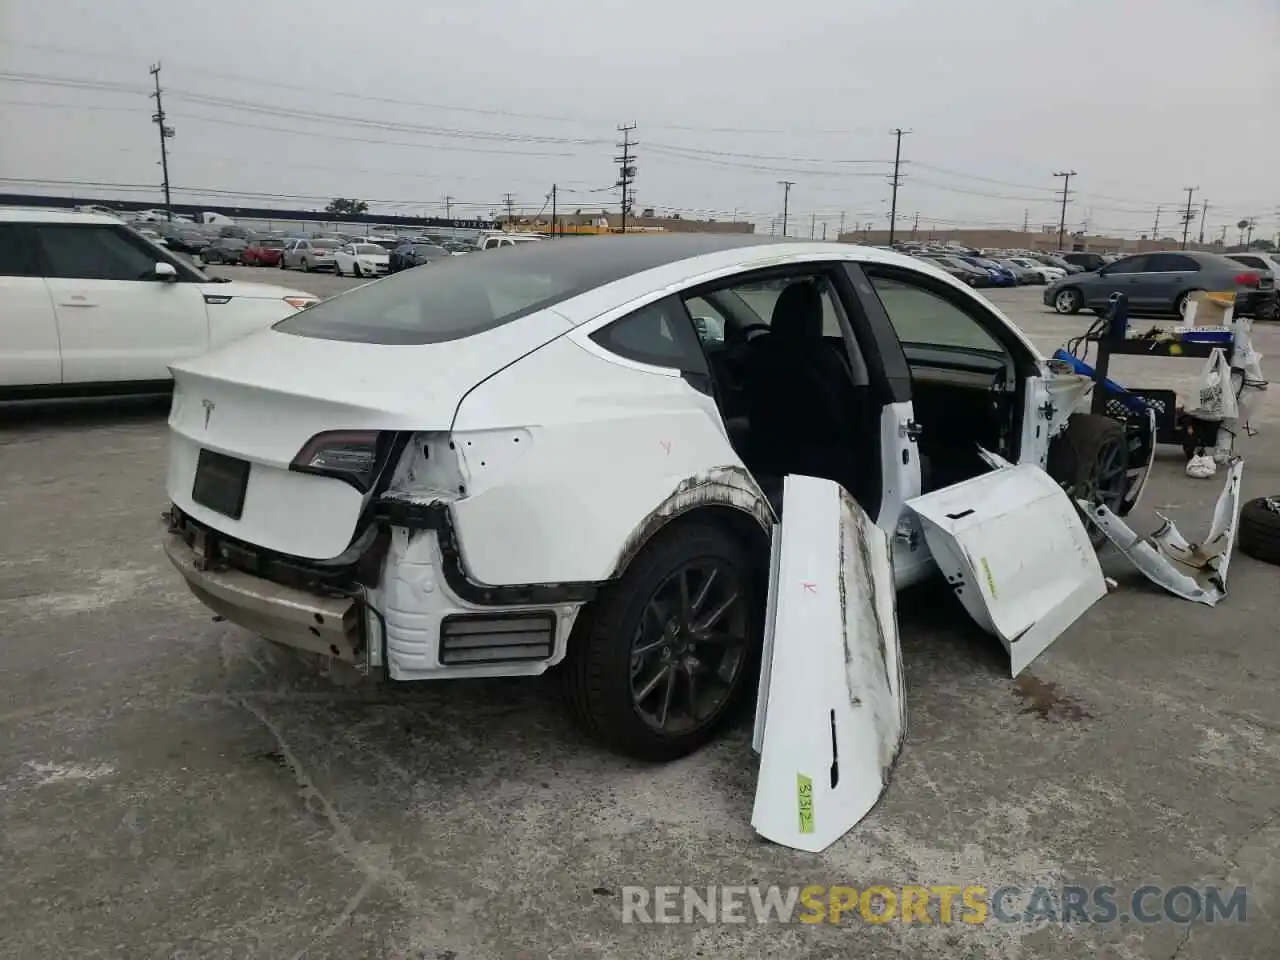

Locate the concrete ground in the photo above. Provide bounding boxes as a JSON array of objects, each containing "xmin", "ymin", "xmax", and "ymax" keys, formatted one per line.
[{"xmin": 2, "ymin": 280, "xmax": 1277, "ymax": 959}]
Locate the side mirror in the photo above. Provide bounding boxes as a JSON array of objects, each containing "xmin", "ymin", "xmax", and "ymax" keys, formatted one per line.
[{"xmin": 154, "ymin": 261, "xmax": 178, "ymax": 281}]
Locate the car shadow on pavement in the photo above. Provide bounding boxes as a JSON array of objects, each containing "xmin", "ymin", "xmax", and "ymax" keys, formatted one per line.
[{"xmin": 0, "ymin": 396, "xmax": 170, "ymax": 434}]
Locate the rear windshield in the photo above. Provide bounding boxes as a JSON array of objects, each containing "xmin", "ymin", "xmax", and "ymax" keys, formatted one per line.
[
  {"xmin": 352, "ymin": 243, "xmax": 384, "ymax": 254},
  {"xmin": 275, "ymin": 252, "xmax": 584, "ymax": 344},
  {"xmin": 257, "ymin": 239, "xmax": 285, "ymax": 248},
  {"xmin": 275, "ymin": 238, "xmax": 707, "ymax": 345},
  {"xmin": 310, "ymin": 239, "xmax": 340, "ymax": 249}
]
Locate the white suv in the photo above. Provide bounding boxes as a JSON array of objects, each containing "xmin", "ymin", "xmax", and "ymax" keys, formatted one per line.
[{"xmin": 0, "ymin": 209, "xmax": 318, "ymax": 399}]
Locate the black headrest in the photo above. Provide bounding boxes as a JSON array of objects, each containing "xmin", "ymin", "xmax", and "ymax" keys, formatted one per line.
[{"xmin": 770, "ymin": 282, "xmax": 824, "ymax": 342}]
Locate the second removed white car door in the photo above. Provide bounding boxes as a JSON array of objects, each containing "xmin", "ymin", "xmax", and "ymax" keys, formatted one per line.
[
  {"xmin": 37, "ymin": 223, "xmax": 209, "ymax": 383},
  {"xmin": 753, "ymin": 475, "xmax": 905, "ymax": 853},
  {"xmin": 906, "ymin": 462, "xmax": 1106, "ymax": 675}
]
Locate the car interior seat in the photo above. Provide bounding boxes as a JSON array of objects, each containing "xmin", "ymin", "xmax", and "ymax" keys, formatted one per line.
[{"xmin": 741, "ymin": 281, "xmax": 864, "ymax": 500}]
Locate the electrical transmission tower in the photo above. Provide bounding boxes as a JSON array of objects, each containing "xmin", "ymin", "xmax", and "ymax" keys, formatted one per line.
[
  {"xmin": 149, "ymin": 63, "xmax": 175, "ymax": 222},
  {"xmin": 615, "ymin": 123, "xmax": 638, "ymax": 234}
]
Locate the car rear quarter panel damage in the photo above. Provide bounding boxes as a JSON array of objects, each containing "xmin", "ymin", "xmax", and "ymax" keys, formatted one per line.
[{"xmin": 445, "ymin": 333, "xmax": 769, "ymax": 587}]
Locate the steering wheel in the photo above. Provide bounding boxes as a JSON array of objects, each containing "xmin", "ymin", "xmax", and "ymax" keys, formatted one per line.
[
  {"xmin": 722, "ymin": 322, "xmax": 772, "ymax": 356},
  {"xmin": 714, "ymin": 322, "xmax": 772, "ymax": 395}
]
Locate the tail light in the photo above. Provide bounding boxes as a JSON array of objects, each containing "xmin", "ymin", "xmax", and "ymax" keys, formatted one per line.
[
  {"xmin": 1234, "ymin": 272, "xmax": 1261, "ymax": 288},
  {"xmin": 291, "ymin": 431, "xmax": 389, "ymax": 492},
  {"xmin": 284, "ymin": 295, "xmax": 319, "ymax": 310}
]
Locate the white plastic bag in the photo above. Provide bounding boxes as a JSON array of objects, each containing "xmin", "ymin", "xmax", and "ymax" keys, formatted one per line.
[
  {"xmin": 1186, "ymin": 454, "xmax": 1217, "ymax": 479},
  {"xmin": 1190, "ymin": 348, "xmax": 1239, "ymax": 422}
]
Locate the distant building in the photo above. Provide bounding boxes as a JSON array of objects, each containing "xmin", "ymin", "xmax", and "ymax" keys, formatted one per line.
[{"xmin": 500, "ymin": 209, "xmax": 754, "ymax": 236}]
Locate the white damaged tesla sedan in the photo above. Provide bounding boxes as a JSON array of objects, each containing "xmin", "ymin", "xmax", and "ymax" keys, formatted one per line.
[{"xmin": 163, "ymin": 236, "xmax": 1148, "ymax": 848}]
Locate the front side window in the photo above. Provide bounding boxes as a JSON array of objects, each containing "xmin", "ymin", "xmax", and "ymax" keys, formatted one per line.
[
  {"xmin": 867, "ymin": 273, "xmax": 1003, "ymax": 352},
  {"xmin": 36, "ymin": 225, "xmax": 161, "ymax": 281},
  {"xmin": 1104, "ymin": 256, "xmax": 1148, "ymax": 275},
  {"xmin": 1145, "ymin": 253, "xmax": 1199, "ymax": 273}
]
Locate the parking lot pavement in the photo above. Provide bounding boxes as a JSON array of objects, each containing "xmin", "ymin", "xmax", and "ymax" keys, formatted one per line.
[
  {"xmin": 207, "ymin": 262, "xmax": 367, "ymax": 301},
  {"xmin": 2, "ymin": 289, "xmax": 1278, "ymax": 959}
]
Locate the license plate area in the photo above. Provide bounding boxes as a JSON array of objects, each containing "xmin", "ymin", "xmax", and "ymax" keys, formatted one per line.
[{"xmin": 192, "ymin": 449, "xmax": 250, "ymax": 520}]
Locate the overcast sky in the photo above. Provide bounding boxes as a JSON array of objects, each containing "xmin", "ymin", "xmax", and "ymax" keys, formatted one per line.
[{"xmin": 1, "ymin": 0, "xmax": 1276, "ymax": 239}]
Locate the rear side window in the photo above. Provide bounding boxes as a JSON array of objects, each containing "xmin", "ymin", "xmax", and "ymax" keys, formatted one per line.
[
  {"xmin": 0, "ymin": 223, "xmax": 41, "ymax": 277},
  {"xmin": 590, "ymin": 296, "xmax": 707, "ymax": 372},
  {"xmin": 36, "ymin": 225, "xmax": 158, "ymax": 281}
]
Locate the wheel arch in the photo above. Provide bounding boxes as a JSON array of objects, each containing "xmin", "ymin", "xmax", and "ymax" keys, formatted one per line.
[{"xmin": 607, "ymin": 466, "xmax": 775, "ymax": 581}]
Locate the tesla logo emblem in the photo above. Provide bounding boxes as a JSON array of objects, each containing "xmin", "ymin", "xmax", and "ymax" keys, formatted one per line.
[{"xmin": 201, "ymin": 399, "xmax": 215, "ymax": 430}]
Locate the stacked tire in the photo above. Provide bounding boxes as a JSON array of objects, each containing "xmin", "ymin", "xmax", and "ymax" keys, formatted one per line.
[{"xmin": 1239, "ymin": 498, "xmax": 1280, "ymax": 566}]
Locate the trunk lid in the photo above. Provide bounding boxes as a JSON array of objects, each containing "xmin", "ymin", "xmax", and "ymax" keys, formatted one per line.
[{"xmin": 167, "ymin": 311, "xmax": 570, "ymax": 560}]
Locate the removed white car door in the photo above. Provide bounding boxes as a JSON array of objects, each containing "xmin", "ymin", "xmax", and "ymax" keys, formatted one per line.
[
  {"xmin": 35, "ymin": 223, "xmax": 209, "ymax": 383},
  {"xmin": 907, "ymin": 462, "xmax": 1106, "ymax": 676},
  {"xmin": 752, "ymin": 475, "xmax": 906, "ymax": 853}
]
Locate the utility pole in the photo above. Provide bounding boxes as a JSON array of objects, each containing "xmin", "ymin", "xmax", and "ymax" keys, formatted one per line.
[
  {"xmin": 888, "ymin": 128, "xmax": 911, "ymax": 245},
  {"xmin": 615, "ymin": 123, "xmax": 638, "ymax": 235},
  {"xmin": 1179, "ymin": 186, "xmax": 1198, "ymax": 250},
  {"xmin": 1022, "ymin": 208, "xmax": 1029, "ymax": 233},
  {"xmin": 809, "ymin": 212, "xmax": 816, "ymax": 239},
  {"xmin": 149, "ymin": 63, "xmax": 174, "ymax": 222},
  {"xmin": 1197, "ymin": 199, "xmax": 1208, "ymax": 246},
  {"xmin": 503, "ymin": 193, "xmax": 515, "ymax": 228},
  {"xmin": 443, "ymin": 195, "xmax": 454, "ymax": 220},
  {"xmin": 838, "ymin": 210, "xmax": 846, "ymax": 237},
  {"xmin": 1053, "ymin": 170, "xmax": 1076, "ymax": 251},
  {"xmin": 1151, "ymin": 206, "xmax": 1162, "ymax": 244},
  {"xmin": 550, "ymin": 183, "xmax": 557, "ymax": 239},
  {"xmin": 912, "ymin": 211, "xmax": 919, "ymax": 236},
  {"xmin": 777, "ymin": 180, "xmax": 794, "ymax": 237},
  {"xmin": 1246, "ymin": 218, "xmax": 1256, "ymax": 247},
  {"xmin": 822, "ymin": 223, "xmax": 827, "ymax": 241}
]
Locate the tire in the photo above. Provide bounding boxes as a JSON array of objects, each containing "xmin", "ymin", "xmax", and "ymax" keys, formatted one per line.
[
  {"xmin": 334, "ymin": 262, "xmax": 344, "ymax": 277},
  {"xmin": 353, "ymin": 263, "xmax": 362, "ymax": 278},
  {"xmin": 1047, "ymin": 413, "xmax": 1129, "ymax": 542},
  {"xmin": 279, "ymin": 257, "xmax": 287, "ymax": 270},
  {"xmin": 1239, "ymin": 497, "xmax": 1280, "ymax": 566},
  {"xmin": 559, "ymin": 521, "xmax": 762, "ymax": 762},
  {"xmin": 302, "ymin": 258, "xmax": 311, "ymax": 273},
  {"xmin": 1175, "ymin": 289, "xmax": 1202, "ymax": 319},
  {"xmin": 1054, "ymin": 287, "xmax": 1083, "ymax": 314}
]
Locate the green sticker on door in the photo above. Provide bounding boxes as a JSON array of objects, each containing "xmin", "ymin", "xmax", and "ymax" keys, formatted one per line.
[{"xmin": 797, "ymin": 773, "xmax": 815, "ymax": 834}]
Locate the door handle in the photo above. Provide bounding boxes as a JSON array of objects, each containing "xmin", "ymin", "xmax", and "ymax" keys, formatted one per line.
[{"xmin": 59, "ymin": 295, "xmax": 98, "ymax": 307}]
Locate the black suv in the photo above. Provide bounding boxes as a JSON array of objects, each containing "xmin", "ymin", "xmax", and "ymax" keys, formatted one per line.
[{"xmin": 1059, "ymin": 251, "xmax": 1108, "ymax": 272}]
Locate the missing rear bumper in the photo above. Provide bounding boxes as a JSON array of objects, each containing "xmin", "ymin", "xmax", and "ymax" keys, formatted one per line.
[{"xmin": 164, "ymin": 532, "xmax": 366, "ymax": 664}]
